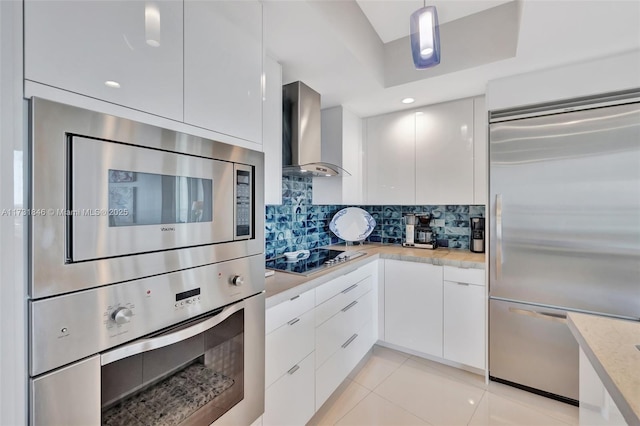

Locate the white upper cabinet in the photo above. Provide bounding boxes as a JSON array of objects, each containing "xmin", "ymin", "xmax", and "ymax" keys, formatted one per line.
[
  {"xmin": 473, "ymin": 96, "xmax": 488, "ymax": 205},
  {"xmin": 364, "ymin": 110, "xmax": 416, "ymax": 205},
  {"xmin": 184, "ymin": 0, "xmax": 263, "ymax": 144},
  {"xmin": 415, "ymin": 98, "xmax": 474, "ymax": 205},
  {"xmin": 24, "ymin": 0, "xmax": 184, "ymax": 121},
  {"xmin": 313, "ymin": 106, "xmax": 364, "ymax": 205},
  {"xmin": 263, "ymin": 56, "xmax": 283, "ymax": 205}
]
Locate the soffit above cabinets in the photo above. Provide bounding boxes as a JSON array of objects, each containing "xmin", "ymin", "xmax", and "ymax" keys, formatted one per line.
[
  {"xmin": 263, "ymin": 0, "xmax": 640, "ymax": 118},
  {"xmin": 355, "ymin": 0, "xmax": 512, "ymax": 44}
]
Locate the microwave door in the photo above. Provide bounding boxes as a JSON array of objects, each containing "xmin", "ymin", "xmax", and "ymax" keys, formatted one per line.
[{"xmin": 70, "ymin": 136, "xmax": 234, "ymax": 262}]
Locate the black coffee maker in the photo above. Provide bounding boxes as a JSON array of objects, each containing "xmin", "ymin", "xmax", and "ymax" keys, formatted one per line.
[{"xmin": 470, "ymin": 217, "xmax": 485, "ymax": 253}]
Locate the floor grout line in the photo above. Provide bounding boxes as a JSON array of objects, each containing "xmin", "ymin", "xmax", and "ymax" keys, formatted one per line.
[
  {"xmin": 318, "ymin": 346, "xmax": 578, "ymax": 426},
  {"xmin": 466, "ymin": 389, "xmax": 487, "ymax": 426}
]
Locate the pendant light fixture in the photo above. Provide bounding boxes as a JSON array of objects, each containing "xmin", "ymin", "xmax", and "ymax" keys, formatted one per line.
[{"xmin": 410, "ymin": 1, "xmax": 440, "ymax": 69}]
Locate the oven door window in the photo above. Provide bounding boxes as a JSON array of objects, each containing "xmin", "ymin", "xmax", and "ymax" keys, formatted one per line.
[
  {"xmin": 70, "ymin": 136, "xmax": 235, "ymax": 262},
  {"xmin": 101, "ymin": 309, "xmax": 244, "ymax": 426}
]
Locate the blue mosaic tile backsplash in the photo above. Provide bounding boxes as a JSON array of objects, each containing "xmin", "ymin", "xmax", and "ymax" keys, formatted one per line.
[{"xmin": 265, "ymin": 176, "xmax": 485, "ymax": 260}]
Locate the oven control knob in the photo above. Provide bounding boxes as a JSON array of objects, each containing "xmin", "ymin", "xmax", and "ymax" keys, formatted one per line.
[
  {"xmin": 231, "ymin": 275, "xmax": 244, "ymax": 286},
  {"xmin": 111, "ymin": 307, "xmax": 133, "ymax": 325}
]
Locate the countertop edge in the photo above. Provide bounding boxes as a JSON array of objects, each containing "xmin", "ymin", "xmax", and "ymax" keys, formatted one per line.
[
  {"xmin": 265, "ymin": 247, "xmax": 485, "ymax": 308},
  {"xmin": 265, "ymin": 253, "xmax": 382, "ymax": 309},
  {"xmin": 567, "ymin": 313, "xmax": 640, "ymax": 426}
]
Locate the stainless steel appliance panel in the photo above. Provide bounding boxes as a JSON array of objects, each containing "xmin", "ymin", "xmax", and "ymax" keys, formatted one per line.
[
  {"xmin": 489, "ymin": 299, "xmax": 579, "ymax": 401},
  {"xmin": 216, "ymin": 292, "xmax": 265, "ymax": 426},
  {"xmin": 71, "ymin": 136, "xmax": 234, "ymax": 262},
  {"xmin": 489, "ymin": 102, "xmax": 640, "ymax": 318},
  {"xmin": 30, "ymin": 97, "xmax": 264, "ymax": 299},
  {"xmin": 31, "ymin": 355, "xmax": 101, "ymax": 426},
  {"xmin": 30, "ymin": 254, "xmax": 264, "ymax": 376}
]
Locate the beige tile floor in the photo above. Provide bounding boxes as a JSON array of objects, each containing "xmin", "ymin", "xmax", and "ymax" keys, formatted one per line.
[{"xmin": 307, "ymin": 345, "xmax": 578, "ymax": 426}]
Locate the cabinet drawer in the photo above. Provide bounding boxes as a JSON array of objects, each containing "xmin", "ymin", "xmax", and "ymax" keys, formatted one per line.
[
  {"xmin": 315, "ymin": 261, "xmax": 375, "ymax": 305},
  {"xmin": 315, "ymin": 275, "xmax": 373, "ymax": 327},
  {"xmin": 266, "ymin": 288, "xmax": 314, "ymax": 334},
  {"xmin": 443, "ymin": 280, "xmax": 485, "ymax": 369},
  {"xmin": 316, "ymin": 290, "xmax": 373, "ymax": 368},
  {"xmin": 264, "ymin": 352, "xmax": 315, "ymax": 426},
  {"xmin": 444, "ymin": 266, "xmax": 485, "ymax": 286},
  {"xmin": 316, "ymin": 318, "xmax": 375, "ymax": 409},
  {"xmin": 265, "ymin": 309, "xmax": 314, "ymax": 388}
]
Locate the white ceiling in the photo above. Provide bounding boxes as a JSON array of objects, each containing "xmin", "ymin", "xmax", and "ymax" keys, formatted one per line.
[
  {"xmin": 263, "ymin": 0, "xmax": 640, "ymax": 118},
  {"xmin": 355, "ymin": 0, "xmax": 512, "ymax": 43}
]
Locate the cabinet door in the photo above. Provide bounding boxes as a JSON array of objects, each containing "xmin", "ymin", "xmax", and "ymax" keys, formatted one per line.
[
  {"xmin": 415, "ymin": 98, "xmax": 474, "ymax": 204},
  {"xmin": 25, "ymin": 0, "xmax": 184, "ymax": 121},
  {"xmin": 264, "ymin": 352, "xmax": 315, "ymax": 426},
  {"xmin": 364, "ymin": 110, "xmax": 416, "ymax": 204},
  {"xmin": 265, "ymin": 309, "xmax": 315, "ymax": 388},
  {"xmin": 263, "ymin": 55, "xmax": 282, "ymax": 205},
  {"xmin": 184, "ymin": 0, "xmax": 262, "ymax": 143},
  {"xmin": 384, "ymin": 260, "xmax": 443, "ymax": 357},
  {"xmin": 443, "ymin": 281, "xmax": 485, "ymax": 369},
  {"xmin": 579, "ymin": 348, "xmax": 626, "ymax": 425}
]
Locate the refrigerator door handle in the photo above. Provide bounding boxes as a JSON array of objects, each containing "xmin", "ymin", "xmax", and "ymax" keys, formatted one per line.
[
  {"xmin": 496, "ymin": 193, "xmax": 503, "ymax": 280},
  {"xmin": 509, "ymin": 307, "xmax": 567, "ymax": 323}
]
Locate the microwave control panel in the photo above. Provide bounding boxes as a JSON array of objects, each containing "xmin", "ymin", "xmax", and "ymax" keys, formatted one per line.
[{"xmin": 234, "ymin": 165, "xmax": 252, "ymax": 240}]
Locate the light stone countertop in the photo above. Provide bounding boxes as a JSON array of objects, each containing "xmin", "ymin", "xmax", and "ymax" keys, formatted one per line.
[
  {"xmin": 567, "ymin": 312, "xmax": 640, "ymax": 425},
  {"xmin": 265, "ymin": 243, "xmax": 485, "ymax": 308}
]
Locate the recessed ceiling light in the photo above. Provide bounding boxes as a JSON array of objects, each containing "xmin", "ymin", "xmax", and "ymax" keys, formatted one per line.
[
  {"xmin": 402, "ymin": 97, "xmax": 415, "ymax": 104},
  {"xmin": 415, "ymin": 111, "xmax": 424, "ymax": 115},
  {"xmin": 104, "ymin": 80, "xmax": 121, "ymax": 89}
]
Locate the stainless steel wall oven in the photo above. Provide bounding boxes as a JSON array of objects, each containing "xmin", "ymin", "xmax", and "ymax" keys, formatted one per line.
[{"xmin": 28, "ymin": 98, "xmax": 265, "ymax": 426}]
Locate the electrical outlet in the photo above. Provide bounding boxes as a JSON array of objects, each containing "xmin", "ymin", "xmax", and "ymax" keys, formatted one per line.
[{"xmin": 433, "ymin": 219, "xmax": 445, "ymax": 227}]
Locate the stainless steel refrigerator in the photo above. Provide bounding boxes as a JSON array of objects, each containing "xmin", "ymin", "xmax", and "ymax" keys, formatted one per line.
[{"xmin": 488, "ymin": 91, "xmax": 640, "ymax": 403}]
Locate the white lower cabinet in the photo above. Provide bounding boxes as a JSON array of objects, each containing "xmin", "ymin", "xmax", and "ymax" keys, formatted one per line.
[
  {"xmin": 264, "ymin": 260, "xmax": 378, "ymax": 425},
  {"xmin": 264, "ymin": 352, "xmax": 315, "ymax": 426},
  {"xmin": 315, "ymin": 262, "xmax": 377, "ymax": 408},
  {"xmin": 443, "ymin": 281, "xmax": 485, "ymax": 369},
  {"xmin": 384, "ymin": 260, "xmax": 443, "ymax": 358},
  {"xmin": 579, "ymin": 348, "xmax": 626, "ymax": 426},
  {"xmin": 265, "ymin": 308, "xmax": 315, "ymax": 388},
  {"xmin": 264, "ymin": 288, "xmax": 315, "ymax": 426},
  {"xmin": 316, "ymin": 290, "xmax": 373, "ymax": 368},
  {"xmin": 316, "ymin": 318, "xmax": 375, "ymax": 408},
  {"xmin": 443, "ymin": 266, "xmax": 486, "ymax": 369},
  {"xmin": 383, "ymin": 261, "xmax": 486, "ymax": 370}
]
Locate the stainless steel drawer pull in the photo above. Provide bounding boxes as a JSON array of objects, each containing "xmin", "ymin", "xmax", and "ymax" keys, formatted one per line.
[
  {"xmin": 456, "ymin": 282, "xmax": 470, "ymax": 286},
  {"xmin": 509, "ymin": 307, "xmax": 567, "ymax": 323},
  {"xmin": 287, "ymin": 364, "xmax": 300, "ymax": 375},
  {"xmin": 290, "ymin": 295, "xmax": 300, "ymax": 301},
  {"xmin": 341, "ymin": 334, "xmax": 358, "ymax": 349},
  {"xmin": 341, "ymin": 301, "xmax": 358, "ymax": 312},
  {"xmin": 287, "ymin": 318, "xmax": 300, "ymax": 326},
  {"xmin": 496, "ymin": 193, "xmax": 503, "ymax": 280},
  {"xmin": 341, "ymin": 284, "xmax": 358, "ymax": 294},
  {"xmin": 102, "ymin": 301, "xmax": 243, "ymax": 366}
]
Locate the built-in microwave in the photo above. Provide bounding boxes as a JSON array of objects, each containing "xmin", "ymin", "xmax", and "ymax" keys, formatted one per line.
[{"xmin": 30, "ymin": 98, "xmax": 264, "ymax": 299}]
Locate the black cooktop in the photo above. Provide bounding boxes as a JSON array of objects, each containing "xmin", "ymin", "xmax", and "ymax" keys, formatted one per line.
[{"xmin": 266, "ymin": 249, "xmax": 366, "ymax": 276}]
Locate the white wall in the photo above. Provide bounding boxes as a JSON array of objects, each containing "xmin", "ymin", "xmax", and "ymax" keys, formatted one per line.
[
  {"xmin": 486, "ymin": 50, "xmax": 640, "ymax": 111},
  {"xmin": 0, "ymin": 2, "xmax": 27, "ymax": 425}
]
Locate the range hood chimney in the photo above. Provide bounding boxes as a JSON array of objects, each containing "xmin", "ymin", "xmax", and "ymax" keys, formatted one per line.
[{"xmin": 282, "ymin": 81, "xmax": 349, "ymax": 177}]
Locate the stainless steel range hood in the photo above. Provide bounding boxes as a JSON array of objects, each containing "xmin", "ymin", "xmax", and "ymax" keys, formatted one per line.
[{"xmin": 282, "ymin": 81, "xmax": 349, "ymax": 177}]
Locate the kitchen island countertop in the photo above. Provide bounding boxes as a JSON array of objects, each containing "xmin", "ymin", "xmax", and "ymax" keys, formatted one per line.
[
  {"xmin": 265, "ymin": 244, "xmax": 485, "ymax": 308},
  {"xmin": 567, "ymin": 312, "xmax": 640, "ymax": 425}
]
